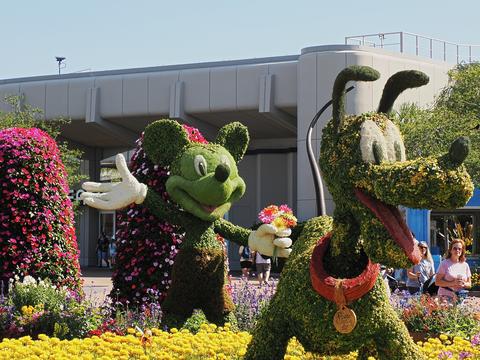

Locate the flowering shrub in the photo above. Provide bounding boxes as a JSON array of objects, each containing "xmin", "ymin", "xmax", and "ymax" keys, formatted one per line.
[
  {"xmin": 0, "ymin": 128, "xmax": 81, "ymax": 292},
  {"xmin": 111, "ymin": 125, "xmax": 208, "ymax": 306},
  {"xmin": 390, "ymin": 291, "xmax": 480, "ymax": 339},
  {"xmin": 231, "ymin": 278, "xmax": 277, "ymax": 332},
  {"xmin": 0, "ymin": 276, "xmax": 100, "ymax": 340}
]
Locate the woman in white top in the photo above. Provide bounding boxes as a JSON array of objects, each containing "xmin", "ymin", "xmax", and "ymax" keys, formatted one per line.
[
  {"xmin": 435, "ymin": 239, "xmax": 471, "ymax": 300},
  {"xmin": 255, "ymin": 251, "xmax": 271, "ymax": 286}
]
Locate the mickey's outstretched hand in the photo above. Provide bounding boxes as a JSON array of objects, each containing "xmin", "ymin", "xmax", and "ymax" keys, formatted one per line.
[{"xmin": 80, "ymin": 154, "xmax": 147, "ymax": 210}]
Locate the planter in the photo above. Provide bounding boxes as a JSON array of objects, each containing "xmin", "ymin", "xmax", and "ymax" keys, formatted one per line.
[{"xmin": 409, "ymin": 331, "xmax": 429, "ymax": 343}]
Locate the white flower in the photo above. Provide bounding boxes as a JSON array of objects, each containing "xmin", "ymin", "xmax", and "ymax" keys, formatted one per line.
[{"xmin": 22, "ymin": 275, "xmax": 37, "ymax": 286}]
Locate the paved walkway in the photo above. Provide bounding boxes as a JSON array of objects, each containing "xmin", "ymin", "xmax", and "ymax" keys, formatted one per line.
[
  {"xmin": 81, "ymin": 267, "xmax": 113, "ymax": 305},
  {"xmin": 81, "ymin": 268, "xmax": 271, "ymax": 305}
]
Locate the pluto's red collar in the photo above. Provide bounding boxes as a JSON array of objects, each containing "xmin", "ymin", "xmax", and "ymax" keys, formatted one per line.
[{"xmin": 310, "ymin": 233, "xmax": 380, "ymax": 303}]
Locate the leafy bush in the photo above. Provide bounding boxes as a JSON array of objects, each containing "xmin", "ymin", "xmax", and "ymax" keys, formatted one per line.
[
  {"xmin": 0, "ymin": 128, "xmax": 82, "ymax": 292},
  {"xmin": 0, "ymin": 276, "xmax": 100, "ymax": 340}
]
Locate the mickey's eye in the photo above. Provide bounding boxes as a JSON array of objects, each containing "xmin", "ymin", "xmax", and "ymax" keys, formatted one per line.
[{"xmin": 194, "ymin": 155, "xmax": 208, "ymax": 176}]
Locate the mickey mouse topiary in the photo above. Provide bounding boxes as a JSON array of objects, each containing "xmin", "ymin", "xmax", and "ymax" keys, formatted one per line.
[
  {"xmin": 0, "ymin": 128, "xmax": 82, "ymax": 293},
  {"xmin": 111, "ymin": 125, "xmax": 232, "ymax": 306},
  {"xmin": 81, "ymin": 120, "xmax": 291, "ymax": 325},
  {"xmin": 244, "ymin": 66, "xmax": 474, "ymax": 360}
]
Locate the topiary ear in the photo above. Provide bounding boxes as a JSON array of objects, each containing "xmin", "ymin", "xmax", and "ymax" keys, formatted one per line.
[
  {"xmin": 215, "ymin": 122, "xmax": 249, "ymax": 162},
  {"xmin": 143, "ymin": 119, "xmax": 190, "ymax": 166}
]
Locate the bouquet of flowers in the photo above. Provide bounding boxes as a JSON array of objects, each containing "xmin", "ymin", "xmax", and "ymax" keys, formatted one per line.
[{"xmin": 258, "ymin": 205, "xmax": 297, "ymax": 262}]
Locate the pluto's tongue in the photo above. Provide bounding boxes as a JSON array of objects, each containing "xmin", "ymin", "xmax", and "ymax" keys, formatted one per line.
[
  {"xmin": 201, "ymin": 204, "xmax": 217, "ymax": 213},
  {"xmin": 354, "ymin": 189, "xmax": 422, "ymax": 264}
]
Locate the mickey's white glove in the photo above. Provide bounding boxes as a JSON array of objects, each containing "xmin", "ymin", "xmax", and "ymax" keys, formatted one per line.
[
  {"xmin": 248, "ymin": 223, "xmax": 292, "ymax": 258},
  {"xmin": 80, "ymin": 154, "xmax": 147, "ymax": 210}
]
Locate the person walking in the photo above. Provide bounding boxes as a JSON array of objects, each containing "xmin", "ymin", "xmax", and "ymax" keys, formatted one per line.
[
  {"xmin": 238, "ymin": 245, "xmax": 253, "ymax": 278},
  {"xmin": 96, "ymin": 231, "xmax": 110, "ymax": 268},
  {"xmin": 406, "ymin": 241, "xmax": 434, "ymax": 294},
  {"xmin": 255, "ymin": 251, "xmax": 271, "ymax": 286},
  {"xmin": 435, "ymin": 239, "xmax": 471, "ymax": 301}
]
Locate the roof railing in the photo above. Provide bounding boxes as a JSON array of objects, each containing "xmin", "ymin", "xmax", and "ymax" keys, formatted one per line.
[{"xmin": 345, "ymin": 32, "xmax": 480, "ymax": 64}]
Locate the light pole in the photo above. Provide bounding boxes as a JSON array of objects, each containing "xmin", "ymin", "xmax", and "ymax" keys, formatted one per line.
[{"xmin": 55, "ymin": 57, "xmax": 66, "ymax": 75}]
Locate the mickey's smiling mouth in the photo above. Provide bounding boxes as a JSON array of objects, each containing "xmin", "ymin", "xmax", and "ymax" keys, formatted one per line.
[{"xmin": 200, "ymin": 204, "xmax": 218, "ymax": 213}]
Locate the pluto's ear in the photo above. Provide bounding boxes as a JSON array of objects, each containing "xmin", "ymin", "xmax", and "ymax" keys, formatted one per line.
[
  {"xmin": 332, "ymin": 66, "xmax": 380, "ymax": 132},
  {"xmin": 143, "ymin": 119, "xmax": 190, "ymax": 166},
  {"xmin": 377, "ymin": 70, "xmax": 429, "ymax": 114},
  {"xmin": 215, "ymin": 122, "xmax": 249, "ymax": 162}
]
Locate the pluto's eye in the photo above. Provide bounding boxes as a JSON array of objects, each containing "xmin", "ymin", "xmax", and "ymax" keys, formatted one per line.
[
  {"xmin": 194, "ymin": 155, "xmax": 208, "ymax": 176},
  {"xmin": 385, "ymin": 120, "xmax": 406, "ymax": 162},
  {"xmin": 373, "ymin": 141, "xmax": 384, "ymax": 164},
  {"xmin": 394, "ymin": 142, "xmax": 403, "ymax": 161},
  {"xmin": 360, "ymin": 120, "xmax": 388, "ymax": 164}
]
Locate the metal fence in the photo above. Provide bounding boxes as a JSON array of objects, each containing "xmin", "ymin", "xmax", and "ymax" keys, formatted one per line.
[{"xmin": 345, "ymin": 32, "xmax": 480, "ymax": 64}]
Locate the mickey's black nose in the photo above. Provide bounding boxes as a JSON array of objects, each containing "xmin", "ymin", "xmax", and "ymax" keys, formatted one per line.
[{"xmin": 214, "ymin": 163, "xmax": 230, "ymax": 183}]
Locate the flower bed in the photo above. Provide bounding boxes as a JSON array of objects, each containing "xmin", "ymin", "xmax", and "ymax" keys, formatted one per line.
[
  {"xmin": 2, "ymin": 276, "xmax": 480, "ymax": 358},
  {"xmin": 0, "ymin": 326, "xmax": 479, "ymax": 360},
  {"xmin": 390, "ymin": 291, "xmax": 480, "ymax": 339}
]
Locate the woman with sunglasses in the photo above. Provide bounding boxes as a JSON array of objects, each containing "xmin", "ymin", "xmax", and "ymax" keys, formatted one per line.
[{"xmin": 435, "ymin": 239, "xmax": 471, "ymax": 300}]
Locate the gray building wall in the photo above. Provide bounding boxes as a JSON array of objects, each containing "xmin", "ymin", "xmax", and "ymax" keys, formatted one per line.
[{"xmin": 0, "ymin": 45, "xmax": 453, "ymax": 268}]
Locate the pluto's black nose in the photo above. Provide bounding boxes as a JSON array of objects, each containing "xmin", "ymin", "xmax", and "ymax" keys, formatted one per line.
[{"xmin": 448, "ymin": 137, "xmax": 470, "ymax": 165}]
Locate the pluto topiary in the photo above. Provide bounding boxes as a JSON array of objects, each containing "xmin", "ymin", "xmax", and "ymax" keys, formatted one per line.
[
  {"xmin": 0, "ymin": 128, "xmax": 82, "ymax": 293},
  {"xmin": 245, "ymin": 66, "xmax": 474, "ymax": 360},
  {"xmin": 81, "ymin": 120, "xmax": 290, "ymax": 325}
]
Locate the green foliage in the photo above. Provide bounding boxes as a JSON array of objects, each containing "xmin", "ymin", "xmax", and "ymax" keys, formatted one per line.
[
  {"xmin": 0, "ymin": 95, "xmax": 85, "ymax": 189},
  {"xmin": 436, "ymin": 62, "xmax": 480, "ymax": 115},
  {"xmin": 3, "ymin": 276, "xmax": 101, "ymax": 340},
  {"xmin": 7, "ymin": 277, "xmax": 66, "ymax": 312},
  {"xmin": 395, "ymin": 63, "xmax": 480, "ymax": 187},
  {"xmin": 180, "ymin": 309, "xmax": 209, "ymax": 334}
]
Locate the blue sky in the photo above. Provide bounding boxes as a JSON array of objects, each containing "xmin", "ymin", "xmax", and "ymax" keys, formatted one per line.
[{"xmin": 1, "ymin": 0, "xmax": 478, "ymax": 80}]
